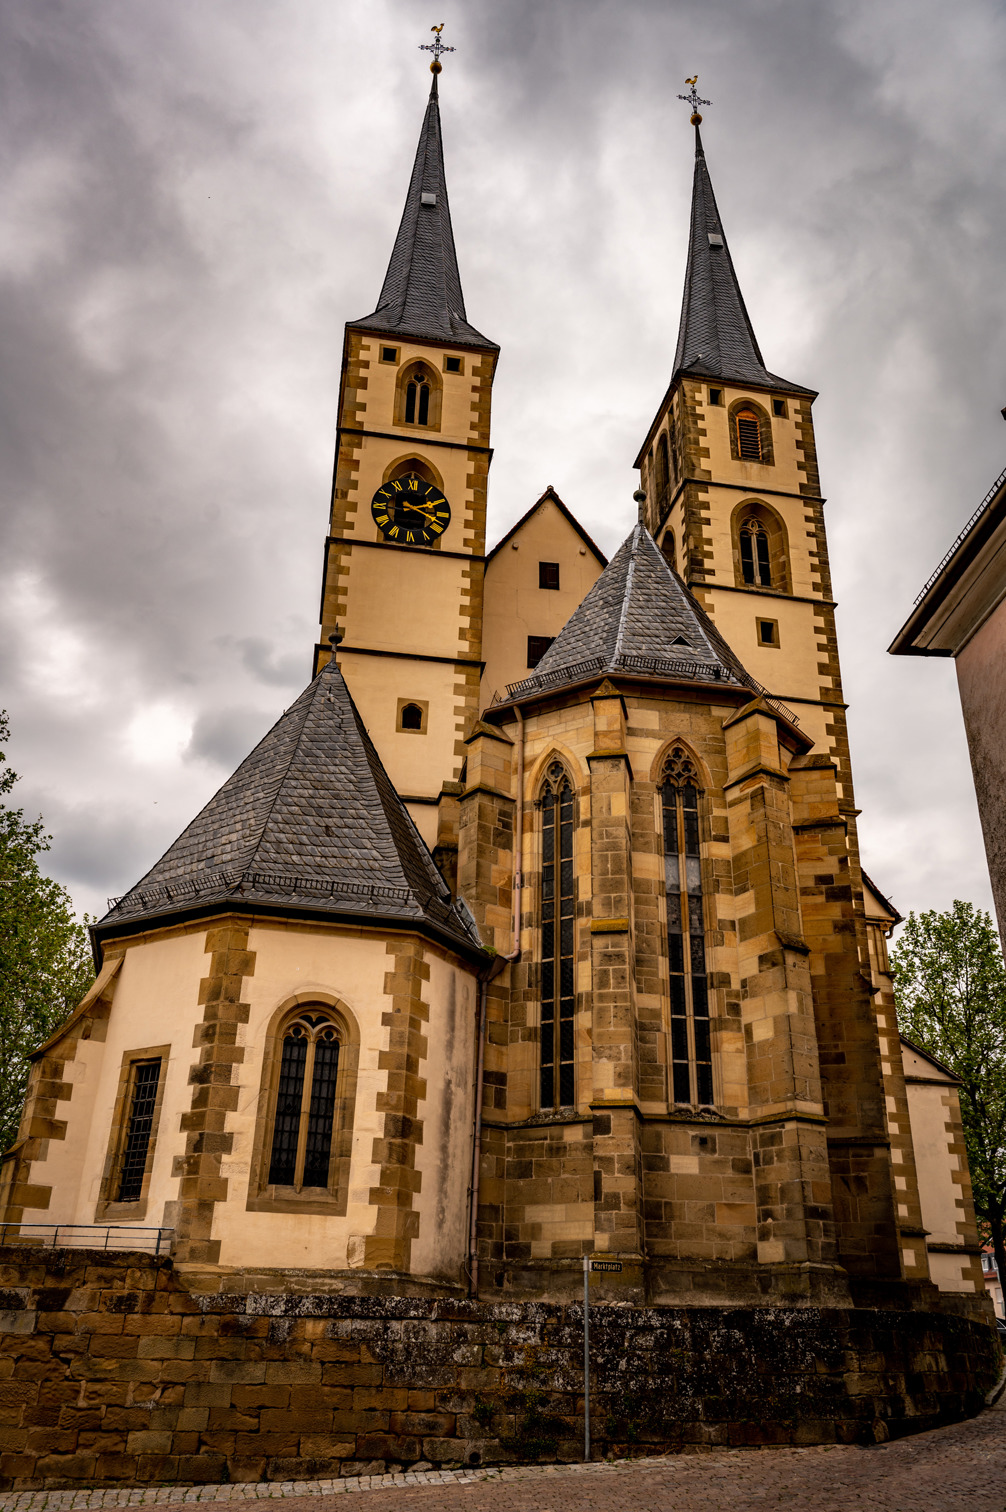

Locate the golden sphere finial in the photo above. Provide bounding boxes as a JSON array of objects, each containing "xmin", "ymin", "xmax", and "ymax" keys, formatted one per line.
[{"xmin": 690, "ymin": 112, "xmax": 702, "ymax": 125}]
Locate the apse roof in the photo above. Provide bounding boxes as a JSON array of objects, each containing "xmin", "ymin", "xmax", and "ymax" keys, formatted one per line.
[
  {"xmin": 350, "ymin": 76, "xmax": 497, "ymax": 352},
  {"xmin": 96, "ymin": 654, "xmax": 483, "ymax": 957},
  {"xmin": 496, "ymin": 522, "xmax": 760, "ymax": 704}
]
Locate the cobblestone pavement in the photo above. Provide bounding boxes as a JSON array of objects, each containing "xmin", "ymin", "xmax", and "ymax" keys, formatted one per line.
[{"xmin": 2, "ymin": 1396, "xmax": 1004, "ymax": 1512}]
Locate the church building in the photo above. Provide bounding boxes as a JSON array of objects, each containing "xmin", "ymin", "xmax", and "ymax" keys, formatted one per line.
[{"xmin": 1, "ymin": 61, "xmax": 987, "ymax": 1319}]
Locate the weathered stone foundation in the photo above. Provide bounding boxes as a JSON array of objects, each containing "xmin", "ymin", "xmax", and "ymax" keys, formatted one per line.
[{"xmin": 0, "ymin": 1247, "xmax": 999, "ymax": 1490}]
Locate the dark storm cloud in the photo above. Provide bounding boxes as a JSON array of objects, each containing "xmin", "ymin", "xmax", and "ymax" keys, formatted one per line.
[{"xmin": 1, "ymin": 0, "xmax": 1004, "ymax": 925}]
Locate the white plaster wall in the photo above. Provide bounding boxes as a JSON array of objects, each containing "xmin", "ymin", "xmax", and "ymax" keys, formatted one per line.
[
  {"xmin": 409, "ymin": 952, "xmax": 478, "ymax": 1282},
  {"xmin": 22, "ymin": 930, "xmax": 207, "ymax": 1231}
]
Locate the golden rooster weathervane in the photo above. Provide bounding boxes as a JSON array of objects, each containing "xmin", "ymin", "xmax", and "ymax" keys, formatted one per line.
[
  {"xmin": 678, "ymin": 75, "xmax": 711, "ymax": 125},
  {"xmin": 420, "ymin": 23, "xmax": 455, "ymax": 74}
]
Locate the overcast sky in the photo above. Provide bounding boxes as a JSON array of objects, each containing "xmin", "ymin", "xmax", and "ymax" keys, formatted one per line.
[{"xmin": 2, "ymin": 0, "xmax": 1005, "ymax": 933}]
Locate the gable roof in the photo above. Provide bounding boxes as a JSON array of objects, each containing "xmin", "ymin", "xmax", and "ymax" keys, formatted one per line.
[
  {"xmin": 485, "ymin": 486, "xmax": 608, "ymax": 568},
  {"xmin": 349, "ymin": 75, "xmax": 497, "ymax": 352},
  {"xmin": 95, "ymin": 654, "xmax": 483, "ymax": 958},
  {"xmin": 496, "ymin": 522, "xmax": 760, "ymax": 704},
  {"xmin": 900, "ymin": 1035, "xmax": 962, "ymax": 1086},
  {"xmin": 861, "ymin": 869, "xmax": 903, "ymax": 927},
  {"xmin": 671, "ymin": 125, "xmax": 813, "ymax": 397}
]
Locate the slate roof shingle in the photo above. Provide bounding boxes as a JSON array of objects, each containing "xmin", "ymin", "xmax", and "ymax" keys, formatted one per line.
[
  {"xmin": 351, "ymin": 77, "xmax": 497, "ymax": 352},
  {"xmin": 499, "ymin": 522, "xmax": 760, "ymax": 703},
  {"xmin": 96, "ymin": 656, "xmax": 483, "ymax": 956},
  {"xmin": 672, "ymin": 126, "xmax": 813, "ymax": 396}
]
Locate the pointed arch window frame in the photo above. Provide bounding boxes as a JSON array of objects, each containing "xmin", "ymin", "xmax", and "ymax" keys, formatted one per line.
[
  {"xmin": 731, "ymin": 499, "xmax": 792, "ymax": 596},
  {"xmin": 537, "ymin": 759, "xmax": 577, "ymax": 1112},
  {"xmin": 394, "ymin": 359, "xmax": 443, "ymax": 432},
  {"xmin": 247, "ymin": 997, "xmax": 360, "ymax": 1217},
  {"xmin": 727, "ymin": 397, "xmax": 774, "ymax": 468},
  {"xmin": 659, "ymin": 746, "xmax": 714, "ymax": 1108}
]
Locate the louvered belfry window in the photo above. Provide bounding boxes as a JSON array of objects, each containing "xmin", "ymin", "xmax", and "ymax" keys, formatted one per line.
[
  {"xmin": 405, "ymin": 367, "xmax": 431, "ymax": 425},
  {"xmin": 661, "ymin": 748, "xmax": 713, "ymax": 1106},
  {"xmin": 739, "ymin": 516, "xmax": 772, "ymax": 587},
  {"xmin": 116, "ymin": 1059, "xmax": 162, "ymax": 1202},
  {"xmin": 735, "ymin": 408, "xmax": 763, "ymax": 461},
  {"xmin": 540, "ymin": 762, "xmax": 576, "ymax": 1109},
  {"xmin": 269, "ymin": 1012, "xmax": 341, "ymax": 1189}
]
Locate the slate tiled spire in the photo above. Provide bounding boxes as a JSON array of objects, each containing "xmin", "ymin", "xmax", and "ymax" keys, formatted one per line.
[
  {"xmin": 96, "ymin": 655, "xmax": 483, "ymax": 956},
  {"xmin": 671, "ymin": 125, "xmax": 811, "ymax": 395},
  {"xmin": 351, "ymin": 75, "xmax": 497, "ymax": 351},
  {"xmin": 502, "ymin": 523, "xmax": 758, "ymax": 702}
]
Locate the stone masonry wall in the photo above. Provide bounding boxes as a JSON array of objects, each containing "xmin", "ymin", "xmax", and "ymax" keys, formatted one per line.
[{"xmin": 0, "ymin": 1248, "xmax": 999, "ymax": 1490}]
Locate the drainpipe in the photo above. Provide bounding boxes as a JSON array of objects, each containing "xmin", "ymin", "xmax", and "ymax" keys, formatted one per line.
[{"xmin": 468, "ymin": 705, "xmax": 524, "ymax": 1299}]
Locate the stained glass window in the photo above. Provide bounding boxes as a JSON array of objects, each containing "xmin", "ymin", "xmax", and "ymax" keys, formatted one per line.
[
  {"xmin": 268, "ymin": 1014, "xmax": 341, "ymax": 1190},
  {"xmin": 660, "ymin": 748, "xmax": 713, "ymax": 1106},
  {"xmin": 540, "ymin": 761, "xmax": 575, "ymax": 1109}
]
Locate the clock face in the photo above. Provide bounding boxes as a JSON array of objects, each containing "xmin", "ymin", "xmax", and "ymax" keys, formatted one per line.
[{"xmin": 371, "ymin": 474, "xmax": 451, "ymax": 546}]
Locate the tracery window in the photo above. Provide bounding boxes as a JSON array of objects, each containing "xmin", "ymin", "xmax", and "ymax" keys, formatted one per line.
[
  {"xmin": 268, "ymin": 1011, "xmax": 341, "ymax": 1190},
  {"xmin": 660, "ymin": 747, "xmax": 713, "ymax": 1106},
  {"xmin": 739, "ymin": 516, "xmax": 772, "ymax": 587},
  {"xmin": 405, "ymin": 366, "xmax": 431, "ymax": 426},
  {"xmin": 539, "ymin": 761, "xmax": 575, "ymax": 1109}
]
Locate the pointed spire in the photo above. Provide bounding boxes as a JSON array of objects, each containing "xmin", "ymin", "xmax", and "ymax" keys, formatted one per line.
[
  {"xmin": 95, "ymin": 656, "xmax": 483, "ymax": 957},
  {"xmin": 500, "ymin": 522, "xmax": 758, "ymax": 702},
  {"xmin": 671, "ymin": 123, "xmax": 809, "ymax": 394},
  {"xmin": 351, "ymin": 75, "xmax": 497, "ymax": 351}
]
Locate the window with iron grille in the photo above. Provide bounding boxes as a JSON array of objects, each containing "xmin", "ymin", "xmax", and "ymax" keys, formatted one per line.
[
  {"xmin": 269, "ymin": 1013, "xmax": 341, "ymax": 1190},
  {"xmin": 734, "ymin": 408, "xmax": 763, "ymax": 461},
  {"xmin": 539, "ymin": 762, "xmax": 576, "ymax": 1109},
  {"xmin": 117, "ymin": 1060, "xmax": 162, "ymax": 1202},
  {"xmin": 660, "ymin": 748, "xmax": 713, "ymax": 1106}
]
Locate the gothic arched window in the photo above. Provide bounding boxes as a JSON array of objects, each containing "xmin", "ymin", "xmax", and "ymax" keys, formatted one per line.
[
  {"xmin": 405, "ymin": 366, "xmax": 431, "ymax": 426},
  {"xmin": 268, "ymin": 1010, "xmax": 342, "ymax": 1190},
  {"xmin": 660, "ymin": 529, "xmax": 677, "ymax": 574},
  {"xmin": 660, "ymin": 747, "xmax": 713, "ymax": 1106},
  {"xmin": 539, "ymin": 761, "xmax": 575, "ymax": 1109},
  {"xmin": 654, "ymin": 433, "xmax": 670, "ymax": 516},
  {"xmin": 739, "ymin": 516, "xmax": 772, "ymax": 587}
]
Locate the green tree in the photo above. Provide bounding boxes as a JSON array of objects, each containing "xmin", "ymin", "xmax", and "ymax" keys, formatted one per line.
[
  {"xmin": 0, "ymin": 711, "xmax": 94, "ymax": 1152},
  {"xmin": 891, "ymin": 899, "xmax": 1006, "ymax": 1299}
]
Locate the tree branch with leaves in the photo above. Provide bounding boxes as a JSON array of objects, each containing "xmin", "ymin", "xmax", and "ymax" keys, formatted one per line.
[
  {"xmin": 0, "ymin": 711, "xmax": 94, "ymax": 1152},
  {"xmin": 891, "ymin": 899, "xmax": 1006, "ymax": 1302}
]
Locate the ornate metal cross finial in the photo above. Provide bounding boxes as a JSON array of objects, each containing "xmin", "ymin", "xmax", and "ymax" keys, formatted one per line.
[
  {"xmin": 678, "ymin": 75, "xmax": 711, "ymax": 124},
  {"xmin": 420, "ymin": 23, "xmax": 455, "ymax": 73}
]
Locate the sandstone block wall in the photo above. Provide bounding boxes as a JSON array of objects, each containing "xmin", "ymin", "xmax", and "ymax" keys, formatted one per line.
[{"xmin": 0, "ymin": 1248, "xmax": 999, "ymax": 1490}]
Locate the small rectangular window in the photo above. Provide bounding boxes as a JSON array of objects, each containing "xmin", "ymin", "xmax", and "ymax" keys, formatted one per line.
[
  {"xmin": 539, "ymin": 561, "xmax": 560, "ymax": 590},
  {"xmin": 758, "ymin": 619, "xmax": 779, "ymax": 647},
  {"xmin": 380, "ymin": 346, "xmax": 399, "ymax": 364},
  {"xmin": 527, "ymin": 635, "xmax": 555, "ymax": 668},
  {"xmin": 117, "ymin": 1059, "xmax": 162, "ymax": 1202},
  {"xmin": 772, "ymin": 398, "xmax": 787, "ymax": 418},
  {"xmin": 444, "ymin": 355, "xmax": 463, "ymax": 374},
  {"xmin": 708, "ymin": 387, "xmax": 723, "ymax": 406}
]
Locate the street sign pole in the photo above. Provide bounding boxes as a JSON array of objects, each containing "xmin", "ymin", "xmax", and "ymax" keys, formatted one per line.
[{"xmin": 582, "ymin": 1254, "xmax": 590, "ymax": 1462}]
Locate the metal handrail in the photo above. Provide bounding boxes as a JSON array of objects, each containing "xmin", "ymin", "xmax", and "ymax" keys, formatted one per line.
[{"xmin": 0, "ymin": 1223, "xmax": 173, "ymax": 1255}]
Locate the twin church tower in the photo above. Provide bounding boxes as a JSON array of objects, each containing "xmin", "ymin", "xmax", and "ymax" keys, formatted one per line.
[{"xmin": 3, "ymin": 59, "xmax": 983, "ymax": 1313}]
